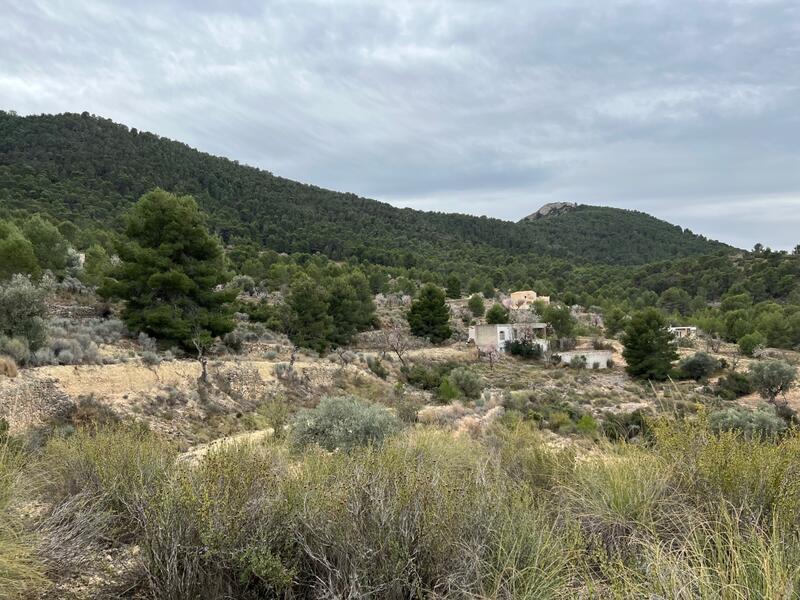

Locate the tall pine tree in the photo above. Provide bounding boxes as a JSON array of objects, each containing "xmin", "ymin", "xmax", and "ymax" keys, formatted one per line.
[
  {"xmin": 407, "ymin": 284, "xmax": 451, "ymax": 343},
  {"xmin": 621, "ymin": 308, "xmax": 678, "ymax": 380},
  {"xmin": 100, "ymin": 189, "xmax": 235, "ymax": 356}
]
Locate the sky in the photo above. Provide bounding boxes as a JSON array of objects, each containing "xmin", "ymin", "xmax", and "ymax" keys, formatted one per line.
[{"xmin": 2, "ymin": 0, "xmax": 800, "ymax": 249}]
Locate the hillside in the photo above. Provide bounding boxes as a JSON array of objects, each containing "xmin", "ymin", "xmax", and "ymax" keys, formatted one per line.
[{"xmin": 0, "ymin": 111, "xmax": 730, "ymax": 271}]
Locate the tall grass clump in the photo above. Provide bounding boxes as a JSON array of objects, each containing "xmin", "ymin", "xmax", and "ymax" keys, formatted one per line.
[
  {"xmin": 38, "ymin": 425, "xmax": 176, "ymax": 542},
  {"xmin": 653, "ymin": 418, "xmax": 800, "ymax": 526},
  {"xmin": 611, "ymin": 505, "xmax": 800, "ymax": 599},
  {"xmin": 139, "ymin": 442, "xmax": 295, "ymax": 599},
  {"xmin": 135, "ymin": 430, "xmax": 577, "ymax": 599},
  {"xmin": 0, "ymin": 442, "xmax": 43, "ymax": 598},
  {"xmin": 563, "ymin": 447, "xmax": 681, "ymax": 558}
]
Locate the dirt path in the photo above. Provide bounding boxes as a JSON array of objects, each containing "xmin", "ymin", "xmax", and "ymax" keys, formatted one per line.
[{"xmin": 178, "ymin": 429, "xmax": 274, "ymax": 465}]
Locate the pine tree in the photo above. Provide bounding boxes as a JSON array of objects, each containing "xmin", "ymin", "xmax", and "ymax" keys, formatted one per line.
[
  {"xmin": 0, "ymin": 221, "xmax": 39, "ymax": 280},
  {"xmin": 287, "ymin": 278, "xmax": 334, "ymax": 353},
  {"xmin": 407, "ymin": 284, "xmax": 452, "ymax": 343},
  {"xmin": 445, "ymin": 275, "xmax": 461, "ymax": 299},
  {"xmin": 100, "ymin": 189, "xmax": 235, "ymax": 356},
  {"xmin": 621, "ymin": 308, "xmax": 678, "ymax": 380},
  {"xmin": 23, "ymin": 215, "xmax": 69, "ymax": 273},
  {"xmin": 327, "ymin": 272, "xmax": 375, "ymax": 347},
  {"xmin": 485, "ymin": 303, "xmax": 509, "ymax": 325},
  {"xmin": 468, "ymin": 294, "xmax": 485, "ymax": 317}
]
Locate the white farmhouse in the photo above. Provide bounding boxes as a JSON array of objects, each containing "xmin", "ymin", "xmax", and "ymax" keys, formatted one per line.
[
  {"xmin": 668, "ymin": 326, "xmax": 698, "ymax": 339},
  {"xmin": 468, "ymin": 323, "xmax": 548, "ymax": 353}
]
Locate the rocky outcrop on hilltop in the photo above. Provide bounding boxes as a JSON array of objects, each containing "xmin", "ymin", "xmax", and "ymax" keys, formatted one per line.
[{"xmin": 522, "ymin": 202, "xmax": 577, "ymax": 221}]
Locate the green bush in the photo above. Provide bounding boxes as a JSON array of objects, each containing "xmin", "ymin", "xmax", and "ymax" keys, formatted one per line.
[
  {"xmin": 506, "ymin": 339, "xmax": 543, "ymax": 360},
  {"xmin": 401, "ymin": 361, "xmax": 457, "ymax": 391},
  {"xmin": 0, "ymin": 274, "xmax": 50, "ymax": 359},
  {"xmin": 289, "ymin": 396, "xmax": 401, "ymax": 451},
  {"xmin": 39, "ymin": 425, "xmax": 176, "ymax": 541},
  {"xmin": 366, "ymin": 356, "xmax": 388, "ymax": 379},
  {"xmin": 485, "ymin": 303, "xmax": 509, "ymax": 325},
  {"xmin": 569, "ymin": 355, "xmax": 587, "ymax": 369},
  {"xmin": 738, "ymin": 332, "xmax": 766, "ymax": 357},
  {"xmin": 138, "ymin": 431, "xmax": 576, "ymax": 599},
  {"xmin": 467, "ymin": 294, "xmax": 485, "ymax": 317},
  {"xmin": 437, "ymin": 377, "xmax": 460, "ymax": 402},
  {"xmin": 677, "ymin": 352, "xmax": 720, "ymax": 381},
  {"xmin": 749, "ymin": 360, "xmax": 797, "ymax": 402},
  {"xmin": 602, "ymin": 409, "xmax": 651, "ymax": 442},
  {"xmin": 709, "ymin": 406, "xmax": 787, "ymax": 439},
  {"xmin": 447, "ymin": 366, "xmax": 484, "ymax": 399},
  {"xmin": 714, "ymin": 371, "xmax": 753, "ymax": 400}
]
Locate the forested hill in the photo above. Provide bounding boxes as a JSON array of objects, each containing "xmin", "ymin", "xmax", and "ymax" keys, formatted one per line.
[{"xmin": 0, "ymin": 111, "xmax": 730, "ymax": 270}]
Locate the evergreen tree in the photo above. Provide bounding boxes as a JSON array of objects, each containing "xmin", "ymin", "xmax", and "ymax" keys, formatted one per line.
[
  {"xmin": 445, "ymin": 275, "xmax": 461, "ymax": 299},
  {"xmin": 485, "ymin": 303, "xmax": 509, "ymax": 324},
  {"xmin": 100, "ymin": 189, "xmax": 235, "ymax": 354},
  {"xmin": 407, "ymin": 284, "xmax": 451, "ymax": 343},
  {"xmin": 22, "ymin": 215, "xmax": 69, "ymax": 273},
  {"xmin": 468, "ymin": 294, "xmax": 485, "ymax": 317},
  {"xmin": 82, "ymin": 244, "xmax": 113, "ymax": 287},
  {"xmin": 621, "ymin": 308, "xmax": 678, "ymax": 380},
  {"xmin": 541, "ymin": 304, "xmax": 576, "ymax": 337},
  {"xmin": 327, "ymin": 272, "xmax": 375, "ymax": 347},
  {"xmin": 0, "ymin": 221, "xmax": 39, "ymax": 280},
  {"xmin": 287, "ymin": 279, "xmax": 333, "ymax": 353}
]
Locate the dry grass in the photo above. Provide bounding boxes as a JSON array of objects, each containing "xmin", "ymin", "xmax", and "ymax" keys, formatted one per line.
[{"xmin": 0, "ymin": 356, "xmax": 17, "ymax": 379}]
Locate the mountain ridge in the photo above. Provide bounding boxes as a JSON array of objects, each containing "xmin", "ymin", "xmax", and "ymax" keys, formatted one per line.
[{"xmin": 0, "ymin": 110, "xmax": 731, "ymax": 272}]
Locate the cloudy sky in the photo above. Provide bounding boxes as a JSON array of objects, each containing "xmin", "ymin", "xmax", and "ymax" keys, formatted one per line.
[{"xmin": 3, "ymin": 0, "xmax": 800, "ymax": 249}]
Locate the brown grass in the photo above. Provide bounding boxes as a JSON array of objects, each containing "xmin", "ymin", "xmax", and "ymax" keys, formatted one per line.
[{"xmin": 0, "ymin": 356, "xmax": 17, "ymax": 379}]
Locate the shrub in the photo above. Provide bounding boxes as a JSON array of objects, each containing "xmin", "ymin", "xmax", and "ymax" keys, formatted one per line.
[
  {"xmin": 467, "ymin": 294, "xmax": 485, "ymax": 317},
  {"xmin": 506, "ymin": 339, "xmax": 543, "ymax": 360},
  {"xmin": 366, "ymin": 356, "xmax": 388, "ymax": 379},
  {"xmin": 602, "ymin": 409, "xmax": 651, "ymax": 442},
  {"xmin": 576, "ymin": 414, "xmax": 599, "ymax": 435},
  {"xmin": 485, "ymin": 303, "xmax": 509, "ymax": 325},
  {"xmin": 709, "ymin": 406, "xmax": 787, "ymax": 439},
  {"xmin": 0, "ymin": 274, "xmax": 49, "ymax": 355},
  {"xmin": 0, "ymin": 356, "xmax": 17, "ymax": 378},
  {"xmin": 447, "ymin": 366, "xmax": 484, "ymax": 399},
  {"xmin": 289, "ymin": 396, "xmax": 401, "ymax": 451},
  {"xmin": 39, "ymin": 425, "xmax": 176, "ymax": 541},
  {"xmin": 141, "ymin": 351, "xmax": 162, "ymax": 367},
  {"xmin": 569, "ymin": 355, "xmax": 587, "ymax": 369},
  {"xmin": 437, "ymin": 377, "xmax": 460, "ymax": 402},
  {"xmin": 137, "ymin": 432, "xmax": 575, "ymax": 599},
  {"xmin": 749, "ymin": 360, "xmax": 797, "ymax": 403},
  {"xmin": 677, "ymin": 352, "xmax": 720, "ymax": 381},
  {"xmin": 738, "ymin": 332, "xmax": 766, "ymax": 357},
  {"xmin": 401, "ymin": 361, "xmax": 457, "ymax": 391},
  {"xmin": 564, "ymin": 450, "xmax": 673, "ymax": 555},
  {"xmin": 0, "ymin": 337, "xmax": 29, "ymax": 365},
  {"xmin": 222, "ymin": 329, "xmax": 246, "ymax": 354},
  {"xmin": 714, "ymin": 371, "xmax": 753, "ymax": 400}
]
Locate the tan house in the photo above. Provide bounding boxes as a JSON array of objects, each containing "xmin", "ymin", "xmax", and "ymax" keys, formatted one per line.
[{"xmin": 507, "ymin": 290, "xmax": 550, "ymax": 310}]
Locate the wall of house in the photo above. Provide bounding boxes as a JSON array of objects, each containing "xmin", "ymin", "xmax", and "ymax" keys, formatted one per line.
[{"xmin": 558, "ymin": 350, "xmax": 613, "ymax": 368}]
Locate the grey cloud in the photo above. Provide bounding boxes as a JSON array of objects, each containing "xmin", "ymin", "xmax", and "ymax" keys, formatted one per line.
[{"xmin": 2, "ymin": 0, "xmax": 799, "ymax": 249}]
